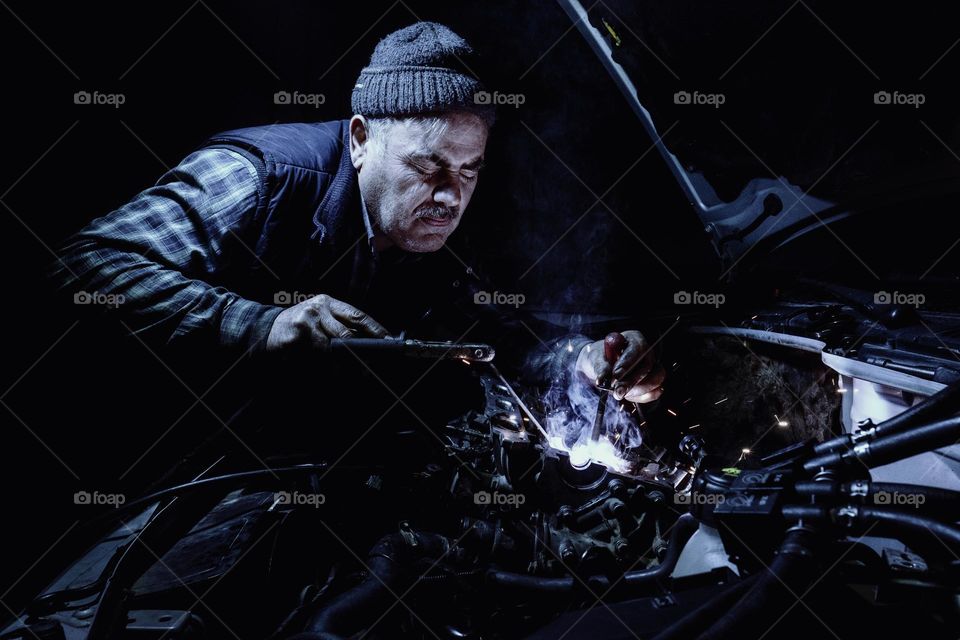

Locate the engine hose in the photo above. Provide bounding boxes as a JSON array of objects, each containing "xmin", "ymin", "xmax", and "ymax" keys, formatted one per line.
[
  {"xmin": 804, "ymin": 415, "xmax": 960, "ymax": 471},
  {"xmin": 302, "ymin": 531, "xmax": 458, "ymax": 639},
  {"xmin": 486, "ymin": 514, "xmax": 698, "ymax": 595},
  {"xmin": 782, "ymin": 504, "xmax": 960, "ymax": 548},
  {"xmin": 812, "ymin": 380, "xmax": 960, "ymax": 457},
  {"xmin": 649, "ymin": 574, "xmax": 759, "ymax": 640},
  {"xmin": 694, "ymin": 527, "xmax": 820, "ymax": 640},
  {"xmin": 794, "ymin": 481, "xmax": 960, "ymax": 520}
]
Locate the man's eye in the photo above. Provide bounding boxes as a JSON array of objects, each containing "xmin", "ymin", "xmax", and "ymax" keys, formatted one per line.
[{"xmin": 460, "ymin": 171, "xmax": 478, "ymax": 181}]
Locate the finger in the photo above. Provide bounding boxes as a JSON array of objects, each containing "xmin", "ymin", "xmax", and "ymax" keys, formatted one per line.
[
  {"xmin": 624, "ymin": 385, "xmax": 664, "ymax": 404},
  {"xmin": 329, "ymin": 300, "xmax": 389, "ymax": 338},
  {"xmin": 615, "ymin": 364, "xmax": 665, "ymax": 399},
  {"xmin": 593, "ymin": 349, "xmax": 615, "ymax": 383},
  {"xmin": 613, "ymin": 340, "xmax": 654, "ymax": 381},
  {"xmin": 318, "ymin": 307, "xmax": 353, "ymax": 339}
]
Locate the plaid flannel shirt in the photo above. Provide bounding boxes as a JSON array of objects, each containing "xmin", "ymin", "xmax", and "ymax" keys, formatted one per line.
[{"xmin": 50, "ymin": 147, "xmax": 284, "ymax": 352}]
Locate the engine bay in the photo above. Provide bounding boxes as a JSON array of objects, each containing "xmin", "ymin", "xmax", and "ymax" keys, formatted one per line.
[{"xmin": 9, "ymin": 313, "xmax": 960, "ymax": 640}]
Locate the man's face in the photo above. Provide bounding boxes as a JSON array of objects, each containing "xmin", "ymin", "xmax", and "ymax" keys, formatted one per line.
[{"xmin": 350, "ymin": 112, "xmax": 488, "ymax": 252}]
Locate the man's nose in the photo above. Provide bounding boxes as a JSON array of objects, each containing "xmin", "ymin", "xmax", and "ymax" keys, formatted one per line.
[{"xmin": 433, "ymin": 176, "xmax": 461, "ymax": 208}]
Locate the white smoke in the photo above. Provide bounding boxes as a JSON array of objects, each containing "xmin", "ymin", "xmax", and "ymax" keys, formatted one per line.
[{"xmin": 543, "ymin": 361, "xmax": 643, "ymax": 474}]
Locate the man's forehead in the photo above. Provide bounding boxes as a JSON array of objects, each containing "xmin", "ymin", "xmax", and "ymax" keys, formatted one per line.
[{"xmin": 393, "ymin": 119, "xmax": 487, "ymax": 165}]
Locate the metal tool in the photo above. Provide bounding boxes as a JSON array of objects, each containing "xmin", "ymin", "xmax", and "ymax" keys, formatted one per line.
[
  {"xmin": 590, "ymin": 332, "xmax": 628, "ymax": 443},
  {"xmin": 325, "ymin": 336, "xmax": 495, "ymax": 362}
]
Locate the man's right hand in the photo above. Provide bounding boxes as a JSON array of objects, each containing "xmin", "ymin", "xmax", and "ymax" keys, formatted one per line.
[{"xmin": 266, "ymin": 294, "xmax": 389, "ymax": 353}]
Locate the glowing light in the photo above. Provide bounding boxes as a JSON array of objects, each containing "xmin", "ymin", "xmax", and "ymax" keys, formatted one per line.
[
  {"xmin": 714, "ymin": 397, "xmax": 729, "ymax": 405},
  {"xmin": 774, "ymin": 414, "xmax": 788, "ymax": 427},
  {"xmin": 667, "ymin": 408, "xmax": 678, "ymax": 417},
  {"xmin": 548, "ymin": 435, "xmax": 636, "ymax": 474},
  {"xmin": 567, "ymin": 341, "xmax": 574, "ymax": 353}
]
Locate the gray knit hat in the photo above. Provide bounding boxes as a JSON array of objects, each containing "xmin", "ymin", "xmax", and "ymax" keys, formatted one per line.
[{"xmin": 351, "ymin": 22, "xmax": 495, "ymax": 125}]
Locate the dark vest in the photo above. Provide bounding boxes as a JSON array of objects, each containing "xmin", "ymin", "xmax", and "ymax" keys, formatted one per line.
[{"xmin": 198, "ymin": 119, "xmax": 476, "ymax": 337}]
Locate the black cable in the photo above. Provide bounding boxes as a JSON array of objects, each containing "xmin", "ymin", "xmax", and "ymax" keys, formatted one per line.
[
  {"xmin": 782, "ymin": 504, "xmax": 960, "ymax": 547},
  {"xmin": 486, "ymin": 514, "xmax": 698, "ymax": 595},
  {"xmin": 804, "ymin": 415, "xmax": 960, "ymax": 471},
  {"xmin": 794, "ymin": 481, "xmax": 960, "ymax": 520},
  {"xmin": 811, "ymin": 380, "xmax": 960, "ymax": 457}
]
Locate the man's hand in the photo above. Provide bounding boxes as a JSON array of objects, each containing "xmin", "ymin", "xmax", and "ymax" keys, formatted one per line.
[
  {"xmin": 266, "ymin": 294, "xmax": 389, "ymax": 352},
  {"xmin": 576, "ymin": 330, "xmax": 665, "ymax": 403}
]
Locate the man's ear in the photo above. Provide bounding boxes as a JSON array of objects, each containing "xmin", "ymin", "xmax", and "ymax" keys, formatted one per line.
[{"xmin": 349, "ymin": 115, "xmax": 371, "ymax": 171}]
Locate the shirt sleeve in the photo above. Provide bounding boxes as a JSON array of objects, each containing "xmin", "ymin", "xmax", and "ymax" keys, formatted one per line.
[{"xmin": 48, "ymin": 148, "xmax": 284, "ymax": 354}]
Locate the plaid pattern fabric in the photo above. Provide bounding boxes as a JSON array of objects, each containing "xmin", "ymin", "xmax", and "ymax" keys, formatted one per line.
[{"xmin": 49, "ymin": 148, "xmax": 284, "ymax": 352}]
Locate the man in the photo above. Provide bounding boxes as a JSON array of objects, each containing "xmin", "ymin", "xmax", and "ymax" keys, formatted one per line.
[{"xmin": 50, "ymin": 22, "xmax": 664, "ymax": 414}]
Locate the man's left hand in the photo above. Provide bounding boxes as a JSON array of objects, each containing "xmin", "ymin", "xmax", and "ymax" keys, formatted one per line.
[{"xmin": 576, "ymin": 330, "xmax": 665, "ymax": 403}]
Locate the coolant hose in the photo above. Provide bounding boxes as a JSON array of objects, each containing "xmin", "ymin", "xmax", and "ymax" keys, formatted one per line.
[{"xmin": 811, "ymin": 380, "xmax": 960, "ymax": 458}]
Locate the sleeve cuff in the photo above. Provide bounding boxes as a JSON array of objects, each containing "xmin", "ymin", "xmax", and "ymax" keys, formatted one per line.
[{"xmin": 219, "ymin": 296, "xmax": 285, "ymax": 353}]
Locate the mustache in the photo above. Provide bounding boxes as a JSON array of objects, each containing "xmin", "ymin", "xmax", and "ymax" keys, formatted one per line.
[{"xmin": 415, "ymin": 204, "xmax": 459, "ymax": 220}]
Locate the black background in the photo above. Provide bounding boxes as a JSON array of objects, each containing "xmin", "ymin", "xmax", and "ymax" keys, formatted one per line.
[{"xmin": 2, "ymin": 0, "xmax": 959, "ymax": 617}]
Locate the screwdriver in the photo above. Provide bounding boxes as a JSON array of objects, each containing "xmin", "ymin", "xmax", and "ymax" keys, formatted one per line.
[{"xmin": 590, "ymin": 332, "xmax": 628, "ymax": 443}]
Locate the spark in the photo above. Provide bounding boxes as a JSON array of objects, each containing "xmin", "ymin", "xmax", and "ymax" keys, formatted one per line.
[
  {"xmin": 714, "ymin": 397, "xmax": 729, "ymax": 405},
  {"xmin": 567, "ymin": 341, "xmax": 573, "ymax": 353},
  {"xmin": 666, "ymin": 408, "xmax": 677, "ymax": 417},
  {"xmin": 683, "ymin": 397, "xmax": 692, "ymax": 405},
  {"xmin": 689, "ymin": 423, "xmax": 700, "ymax": 429},
  {"xmin": 774, "ymin": 414, "xmax": 788, "ymax": 427}
]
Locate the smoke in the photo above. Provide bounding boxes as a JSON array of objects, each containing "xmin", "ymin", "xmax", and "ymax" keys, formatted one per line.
[{"xmin": 542, "ymin": 355, "xmax": 643, "ymax": 474}]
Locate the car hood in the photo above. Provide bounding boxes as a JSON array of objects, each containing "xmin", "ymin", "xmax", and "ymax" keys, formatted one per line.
[{"xmin": 559, "ymin": 0, "xmax": 960, "ymax": 271}]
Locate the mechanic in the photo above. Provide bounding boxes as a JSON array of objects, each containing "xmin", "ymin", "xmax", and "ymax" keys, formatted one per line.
[{"xmin": 50, "ymin": 22, "xmax": 665, "ymax": 410}]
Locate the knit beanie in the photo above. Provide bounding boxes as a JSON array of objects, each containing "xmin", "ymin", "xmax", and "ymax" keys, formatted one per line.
[{"xmin": 351, "ymin": 22, "xmax": 496, "ymax": 125}]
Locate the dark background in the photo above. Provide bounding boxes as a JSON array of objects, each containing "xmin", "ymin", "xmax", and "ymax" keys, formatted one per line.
[{"xmin": 2, "ymin": 0, "xmax": 959, "ymax": 617}]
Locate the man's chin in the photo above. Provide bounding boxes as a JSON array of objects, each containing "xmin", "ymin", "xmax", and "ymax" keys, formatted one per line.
[{"xmin": 394, "ymin": 232, "xmax": 448, "ymax": 253}]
